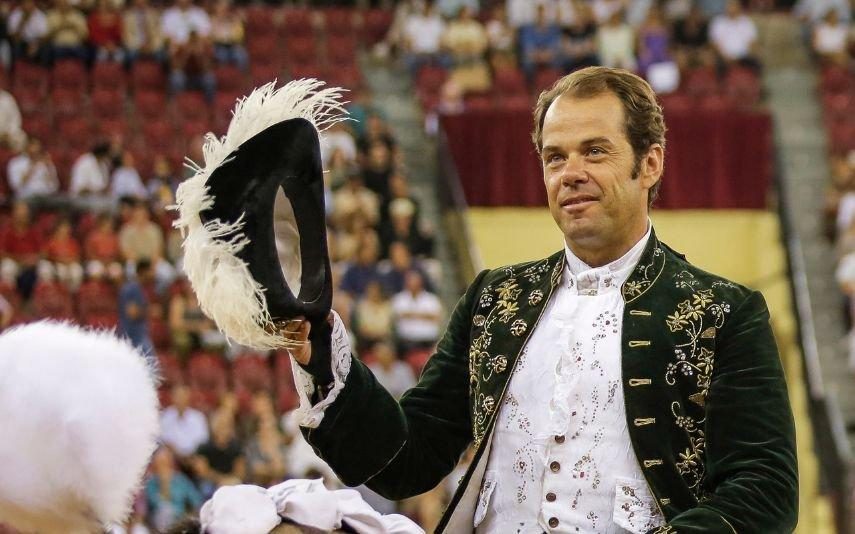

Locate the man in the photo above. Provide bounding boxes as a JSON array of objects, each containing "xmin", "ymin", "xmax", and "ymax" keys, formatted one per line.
[
  {"xmin": 7, "ymin": 137, "xmax": 59, "ymax": 199},
  {"xmin": 284, "ymin": 67, "xmax": 798, "ymax": 533},
  {"xmin": 709, "ymin": 0, "xmax": 761, "ymax": 71},
  {"xmin": 118, "ymin": 258, "xmax": 155, "ymax": 356},
  {"xmin": 160, "ymin": 384, "xmax": 210, "ymax": 462},
  {"xmin": 69, "ymin": 142, "xmax": 112, "ymax": 198},
  {"xmin": 391, "ymin": 270, "xmax": 443, "ymax": 355},
  {"xmin": 7, "ymin": 0, "xmax": 49, "ymax": 63},
  {"xmin": 46, "ymin": 0, "xmax": 88, "ymax": 61}
]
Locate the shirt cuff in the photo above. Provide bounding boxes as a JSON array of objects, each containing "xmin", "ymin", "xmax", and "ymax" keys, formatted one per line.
[{"xmin": 291, "ymin": 310, "xmax": 352, "ymax": 429}]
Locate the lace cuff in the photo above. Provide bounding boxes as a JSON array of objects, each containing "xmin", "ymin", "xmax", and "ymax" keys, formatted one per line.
[{"xmin": 290, "ymin": 310, "xmax": 352, "ymax": 429}]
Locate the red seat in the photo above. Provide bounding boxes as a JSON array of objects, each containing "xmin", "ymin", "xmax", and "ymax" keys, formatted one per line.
[
  {"xmin": 250, "ymin": 63, "xmax": 282, "ymax": 86},
  {"xmin": 493, "ymin": 67, "xmax": 527, "ymax": 96},
  {"xmin": 56, "ymin": 118, "xmax": 92, "ymax": 152},
  {"xmin": 22, "ymin": 113, "xmax": 52, "ymax": 145},
  {"xmin": 93, "ymin": 117, "xmax": 129, "ymax": 140},
  {"xmin": 326, "ymin": 35, "xmax": 357, "ymax": 67},
  {"xmin": 233, "ymin": 353, "xmax": 274, "ymax": 411},
  {"xmin": 92, "ymin": 62, "xmax": 127, "ymax": 93},
  {"xmin": 247, "ymin": 35, "xmax": 281, "ymax": 65},
  {"xmin": 174, "ymin": 92, "xmax": 210, "ymax": 122},
  {"xmin": 214, "ymin": 65, "xmax": 246, "ymax": 94},
  {"xmin": 321, "ymin": 8, "xmax": 354, "ymax": 35},
  {"xmin": 288, "ymin": 64, "xmax": 324, "ymax": 81},
  {"xmin": 52, "ymin": 59, "xmax": 88, "ymax": 94},
  {"xmin": 724, "ymin": 66, "xmax": 761, "ymax": 106},
  {"xmin": 13, "ymin": 87, "xmax": 45, "ymax": 115},
  {"xmin": 465, "ymin": 94, "xmax": 493, "ymax": 110},
  {"xmin": 405, "ymin": 348, "xmax": 433, "ymax": 377},
  {"xmin": 131, "ymin": 59, "xmax": 166, "ymax": 92},
  {"xmin": 142, "ymin": 119, "xmax": 176, "ymax": 151},
  {"xmin": 416, "ymin": 65, "xmax": 447, "ymax": 96},
  {"xmin": 213, "ymin": 90, "xmax": 242, "ymax": 134},
  {"xmin": 284, "ymin": 36, "xmax": 317, "ymax": 67},
  {"xmin": 698, "ymin": 93, "xmax": 734, "ymax": 112},
  {"xmin": 187, "ymin": 351, "xmax": 229, "ymax": 412},
  {"xmin": 91, "ymin": 88, "xmax": 126, "ymax": 120},
  {"xmin": 820, "ymin": 64, "xmax": 852, "ymax": 94},
  {"xmin": 12, "ymin": 62, "xmax": 50, "ymax": 98},
  {"xmin": 32, "ymin": 281, "xmax": 74, "ymax": 320},
  {"xmin": 0, "ymin": 280, "xmax": 21, "ymax": 309},
  {"xmin": 77, "ymin": 279, "xmax": 118, "ymax": 316},
  {"xmin": 683, "ymin": 66, "xmax": 720, "ymax": 97},
  {"xmin": 134, "ymin": 90, "xmax": 167, "ymax": 120},
  {"xmin": 180, "ymin": 118, "xmax": 212, "ymax": 138},
  {"xmin": 361, "ymin": 8, "xmax": 393, "ymax": 46},
  {"xmin": 157, "ymin": 351, "xmax": 184, "ymax": 387},
  {"xmin": 326, "ymin": 64, "xmax": 362, "ymax": 90},
  {"xmin": 658, "ymin": 92, "xmax": 695, "ymax": 113},
  {"xmin": 533, "ymin": 67, "xmax": 562, "ymax": 93},
  {"xmin": 245, "ymin": 4, "xmax": 276, "ymax": 37},
  {"xmin": 281, "ymin": 8, "xmax": 314, "ymax": 38},
  {"xmin": 829, "ymin": 121, "xmax": 855, "ymax": 153},
  {"xmin": 51, "ymin": 88, "xmax": 86, "ymax": 120}
]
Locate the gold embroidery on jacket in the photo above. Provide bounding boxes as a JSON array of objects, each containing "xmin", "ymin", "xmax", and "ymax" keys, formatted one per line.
[
  {"xmin": 622, "ymin": 245, "xmax": 665, "ymax": 302},
  {"xmin": 664, "ymin": 280, "xmax": 732, "ymax": 498}
]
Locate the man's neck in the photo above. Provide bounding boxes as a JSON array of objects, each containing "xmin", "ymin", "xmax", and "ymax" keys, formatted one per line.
[{"xmin": 566, "ymin": 219, "xmax": 649, "ymax": 268}]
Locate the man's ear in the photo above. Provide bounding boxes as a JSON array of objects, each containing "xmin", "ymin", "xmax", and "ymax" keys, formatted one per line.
[{"xmin": 639, "ymin": 144, "xmax": 664, "ymax": 190}]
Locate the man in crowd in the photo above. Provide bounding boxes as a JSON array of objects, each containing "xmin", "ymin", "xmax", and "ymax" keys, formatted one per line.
[
  {"xmin": 118, "ymin": 258, "xmax": 155, "ymax": 356},
  {"xmin": 284, "ymin": 67, "xmax": 798, "ymax": 532},
  {"xmin": 159, "ymin": 384, "xmax": 210, "ymax": 464},
  {"xmin": 7, "ymin": 137, "xmax": 58, "ymax": 200}
]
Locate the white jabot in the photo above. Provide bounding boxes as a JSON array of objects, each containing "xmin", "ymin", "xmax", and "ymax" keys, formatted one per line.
[{"xmin": 476, "ymin": 225, "xmax": 665, "ymax": 534}]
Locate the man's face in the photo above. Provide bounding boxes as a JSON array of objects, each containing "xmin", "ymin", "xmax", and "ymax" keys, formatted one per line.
[{"xmin": 541, "ymin": 92, "xmax": 658, "ymax": 252}]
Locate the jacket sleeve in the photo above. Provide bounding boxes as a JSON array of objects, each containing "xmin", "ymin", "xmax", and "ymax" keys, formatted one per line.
[
  {"xmin": 302, "ymin": 270, "xmax": 489, "ymax": 500},
  {"xmin": 648, "ymin": 290, "xmax": 799, "ymax": 534}
]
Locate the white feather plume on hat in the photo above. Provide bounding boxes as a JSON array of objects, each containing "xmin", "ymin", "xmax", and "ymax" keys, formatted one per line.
[
  {"xmin": 0, "ymin": 321, "xmax": 160, "ymax": 533},
  {"xmin": 173, "ymin": 79, "xmax": 347, "ymax": 350}
]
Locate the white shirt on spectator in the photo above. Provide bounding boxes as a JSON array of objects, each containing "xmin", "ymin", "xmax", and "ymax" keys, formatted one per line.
[
  {"xmin": 709, "ymin": 13, "xmax": 757, "ymax": 60},
  {"xmin": 70, "ymin": 153, "xmax": 110, "ymax": 196},
  {"xmin": 320, "ymin": 129, "xmax": 357, "ymax": 166},
  {"xmin": 161, "ymin": 6, "xmax": 211, "ymax": 46},
  {"xmin": 403, "ymin": 12, "xmax": 445, "ymax": 54},
  {"xmin": 505, "ymin": 0, "xmax": 572, "ymax": 28},
  {"xmin": 0, "ymin": 90, "xmax": 24, "ymax": 150},
  {"xmin": 837, "ymin": 192, "xmax": 855, "ymax": 234},
  {"xmin": 814, "ymin": 21, "xmax": 849, "ymax": 54},
  {"xmin": 592, "ymin": 0, "xmax": 624, "ymax": 23},
  {"xmin": 7, "ymin": 7, "xmax": 49, "ymax": 42},
  {"xmin": 7, "ymin": 154, "xmax": 58, "ymax": 198},
  {"xmin": 367, "ymin": 361, "xmax": 416, "ymax": 400},
  {"xmin": 391, "ymin": 288, "xmax": 442, "ymax": 344},
  {"xmin": 111, "ymin": 166, "xmax": 147, "ymax": 199},
  {"xmin": 597, "ymin": 23, "xmax": 637, "ymax": 70},
  {"xmin": 159, "ymin": 405, "xmax": 210, "ymax": 458}
]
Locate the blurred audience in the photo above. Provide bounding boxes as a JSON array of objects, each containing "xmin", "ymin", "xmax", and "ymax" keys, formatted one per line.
[
  {"xmin": 160, "ymin": 384, "xmax": 210, "ymax": 462},
  {"xmin": 7, "ymin": 137, "xmax": 58, "ymax": 199},
  {"xmin": 209, "ymin": 0, "xmax": 247, "ymax": 69},
  {"xmin": 88, "ymin": 0, "xmax": 125, "ymax": 63},
  {"xmin": 118, "ymin": 258, "xmax": 155, "ymax": 355},
  {"xmin": 709, "ymin": 0, "xmax": 760, "ymax": 71},
  {"xmin": 8, "ymin": 0, "xmax": 49, "ymax": 63},
  {"xmin": 519, "ymin": 4, "xmax": 562, "ymax": 79},
  {"xmin": 367, "ymin": 341, "xmax": 416, "ymax": 400},
  {"xmin": 145, "ymin": 447, "xmax": 202, "ymax": 532},
  {"xmin": 391, "ymin": 270, "xmax": 442, "ymax": 354},
  {"xmin": 46, "ymin": 0, "xmax": 88, "ymax": 62}
]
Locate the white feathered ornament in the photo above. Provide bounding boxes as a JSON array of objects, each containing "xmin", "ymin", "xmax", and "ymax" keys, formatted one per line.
[
  {"xmin": 0, "ymin": 321, "xmax": 160, "ymax": 533},
  {"xmin": 174, "ymin": 79, "xmax": 347, "ymax": 351}
]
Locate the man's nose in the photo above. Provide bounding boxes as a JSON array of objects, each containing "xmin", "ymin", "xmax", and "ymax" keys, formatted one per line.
[{"xmin": 560, "ymin": 154, "xmax": 588, "ymax": 185}]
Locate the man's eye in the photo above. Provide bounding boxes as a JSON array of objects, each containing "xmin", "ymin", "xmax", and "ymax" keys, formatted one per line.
[
  {"xmin": 546, "ymin": 154, "xmax": 564, "ymax": 164},
  {"xmin": 588, "ymin": 147, "xmax": 605, "ymax": 156}
]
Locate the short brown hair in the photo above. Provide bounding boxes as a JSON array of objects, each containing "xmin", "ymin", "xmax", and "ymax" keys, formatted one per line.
[{"xmin": 532, "ymin": 66, "xmax": 666, "ymax": 206}]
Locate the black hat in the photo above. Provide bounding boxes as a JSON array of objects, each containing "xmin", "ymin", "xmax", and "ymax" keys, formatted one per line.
[{"xmin": 174, "ymin": 80, "xmax": 346, "ymax": 350}]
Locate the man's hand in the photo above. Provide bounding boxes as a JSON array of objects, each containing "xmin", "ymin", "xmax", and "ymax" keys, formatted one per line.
[{"xmin": 279, "ymin": 317, "xmax": 311, "ymax": 365}]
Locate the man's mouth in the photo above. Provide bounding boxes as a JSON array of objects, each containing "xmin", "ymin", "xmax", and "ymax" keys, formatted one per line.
[{"xmin": 560, "ymin": 195, "xmax": 599, "ymax": 209}]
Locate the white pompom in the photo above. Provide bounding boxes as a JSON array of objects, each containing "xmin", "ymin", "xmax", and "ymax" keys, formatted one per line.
[{"xmin": 0, "ymin": 321, "xmax": 160, "ymax": 533}]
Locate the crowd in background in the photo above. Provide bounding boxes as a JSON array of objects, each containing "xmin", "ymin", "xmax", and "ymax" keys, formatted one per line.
[{"xmin": 0, "ymin": 0, "xmax": 845, "ymax": 531}]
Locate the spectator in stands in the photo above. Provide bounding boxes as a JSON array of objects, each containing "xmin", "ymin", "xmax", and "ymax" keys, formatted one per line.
[
  {"xmin": 391, "ymin": 269, "xmax": 442, "ymax": 354},
  {"xmin": 7, "ymin": 0, "xmax": 49, "ymax": 63},
  {"xmin": 443, "ymin": 6, "xmax": 490, "ymax": 94},
  {"xmin": 147, "ymin": 155, "xmax": 180, "ymax": 203},
  {"xmin": 340, "ymin": 232, "xmax": 381, "ymax": 298},
  {"xmin": 160, "ymin": 384, "xmax": 210, "ymax": 462},
  {"xmin": 325, "ymin": 148, "xmax": 352, "ymax": 191},
  {"xmin": 192, "ymin": 412, "xmax": 246, "ymax": 498},
  {"xmin": 118, "ymin": 258, "xmax": 155, "ymax": 355},
  {"xmin": 145, "ymin": 446, "xmax": 203, "ymax": 532},
  {"xmin": 119, "ymin": 201, "xmax": 174, "ymax": 288},
  {"xmin": 378, "ymin": 240, "xmax": 431, "ymax": 295},
  {"xmin": 596, "ymin": 9, "xmax": 637, "ymax": 71},
  {"xmin": 812, "ymin": 9, "xmax": 850, "ymax": 64},
  {"xmin": 0, "ymin": 293, "xmax": 12, "ymax": 331},
  {"xmin": 122, "ymin": 0, "xmax": 165, "ymax": 64},
  {"xmin": 358, "ymin": 113, "xmax": 397, "ymax": 155},
  {"xmin": 561, "ymin": 0, "xmax": 599, "ymax": 72},
  {"xmin": 168, "ymin": 30, "xmax": 216, "ymax": 101},
  {"xmin": 382, "ymin": 173, "xmax": 421, "ymax": 227},
  {"xmin": 485, "ymin": 4, "xmax": 515, "ymax": 70},
  {"xmin": 88, "ymin": 0, "xmax": 125, "ymax": 63},
  {"xmin": 46, "ymin": 0, "xmax": 88, "ymax": 62},
  {"xmin": 362, "ymin": 141, "xmax": 395, "ymax": 202},
  {"xmin": 401, "ymin": 0, "xmax": 448, "ymax": 74},
  {"xmin": 69, "ymin": 142, "xmax": 111, "ymax": 198},
  {"xmin": 209, "ymin": 0, "xmax": 247, "ymax": 70},
  {"xmin": 320, "ymin": 121, "xmax": 358, "ymax": 169},
  {"xmin": 505, "ymin": 0, "xmax": 560, "ymax": 29},
  {"xmin": 367, "ymin": 341, "xmax": 416, "ymax": 400},
  {"xmin": 636, "ymin": 5, "xmax": 672, "ymax": 77},
  {"xmin": 0, "ymin": 89, "xmax": 25, "ymax": 151},
  {"xmin": 43, "ymin": 218, "xmax": 83, "ymax": 290},
  {"xmin": 519, "ymin": 4, "xmax": 562, "ymax": 79},
  {"xmin": 244, "ymin": 392, "xmax": 288, "ymax": 486},
  {"xmin": 111, "ymin": 151, "xmax": 147, "ymax": 200},
  {"xmin": 168, "ymin": 279, "xmax": 210, "ymax": 357},
  {"xmin": 709, "ymin": 0, "xmax": 760, "ymax": 71},
  {"xmin": 85, "ymin": 213, "xmax": 122, "ymax": 273},
  {"xmin": 592, "ymin": 0, "xmax": 625, "ymax": 24},
  {"xmin": 161, "ymin": 0, "xmax": 211, "ymax": 47},
  {"xmin": 437, "ymin": 0, "xmax": 479, "ymax": 19},
  {"xmin": 794, "ymin": 0, "xmax": 851, "ymax": 25},
  {"xmin": 1, "ymin": 201, "xmax": 42, "ymax": 297},
  {"xmin": 353, "ymin": 279, "xmax": 393, "ymax": 350},
  {"xmin": 672, "ymin": 3, "xmax": 712, "ymax": 69},
  {"xmin": 381, "ymin": 197, "xmax": 433, "ymax": 257},
  {"xmin": 332, "ymin": 171, "xmax": 380, "ymax": 230},
  {"xmin": 7, "ymin": 137, "xmax": 58, "ymax": 199}
]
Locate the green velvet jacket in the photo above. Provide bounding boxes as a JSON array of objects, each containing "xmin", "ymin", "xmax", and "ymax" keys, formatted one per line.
[{"xmin": 304, "ymin": 230, "xmax": 798, "ymax": 533}]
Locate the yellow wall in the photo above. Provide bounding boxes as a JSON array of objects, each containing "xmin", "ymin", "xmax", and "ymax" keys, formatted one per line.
[{"xmin": 466, "ymin": 207, "xmax": 833, "ymax": 533}]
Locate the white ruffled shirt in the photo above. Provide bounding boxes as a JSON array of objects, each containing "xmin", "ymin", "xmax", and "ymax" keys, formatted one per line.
[
  {"xmin": 476, "ymin": 226, "xmax": 663, "ymax": 534},
  {"xmin": 293, "ymin": 229, "xmax": 664, "ymax": 533}
]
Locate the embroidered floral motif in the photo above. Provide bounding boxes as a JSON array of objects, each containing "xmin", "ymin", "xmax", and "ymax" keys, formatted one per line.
[
  {"xmin": 528, "ymin": 289, "xmax": 543, "ymax": 306},
  {"xmin": 651, "ymin": 526, "xmax": 676, "ymax": 534},
  {"xmin": 675, "ymin": 269, "xmax": 700, "ymax": 289},
  {"xmin": 622, "ymin": 245, "xmax": 665, "ymax": 302},
  {"xmin": 510, "ymin": 319, "xmax": 527, "ymax": 336},
  {"xmin": 490, "ymin": 355, "xmax": 508, "ymax": 375},
  {"xmin": 664, "ymin": 288, "xmax": 732, "ymax": 497},
  {"xmin": 473, "ymin": 314, "xmax": 486, "ymax": 327}
]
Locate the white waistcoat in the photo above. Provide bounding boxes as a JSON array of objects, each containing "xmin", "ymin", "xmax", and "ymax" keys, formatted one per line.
[{"xmin": 475, "ymin": 229, "xmax": 665, "ymax": 534}]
